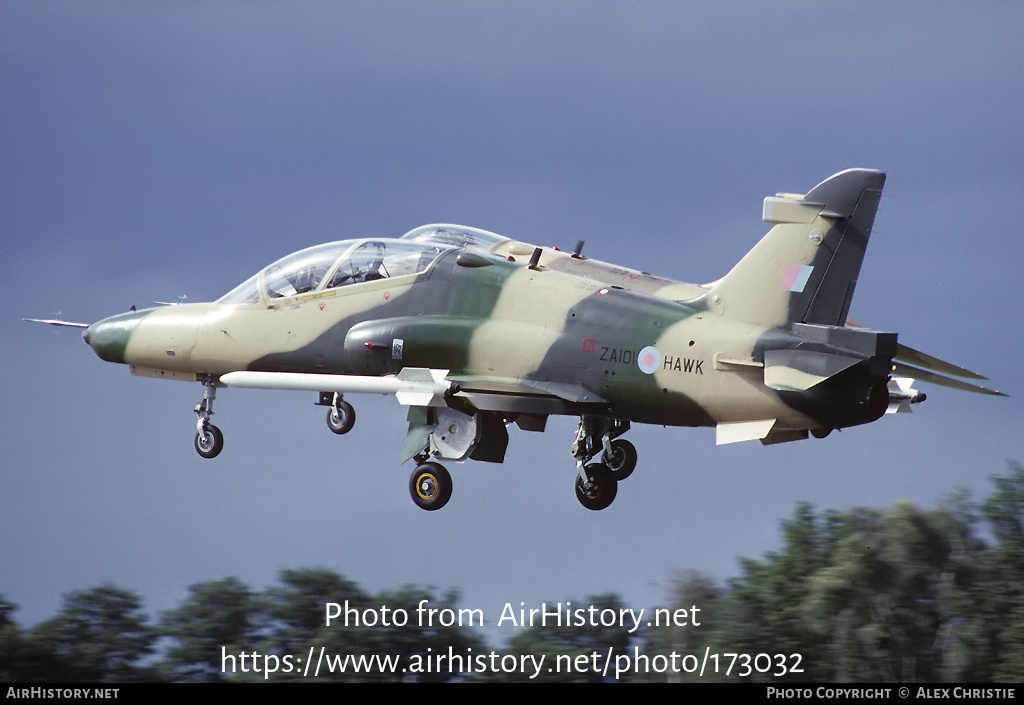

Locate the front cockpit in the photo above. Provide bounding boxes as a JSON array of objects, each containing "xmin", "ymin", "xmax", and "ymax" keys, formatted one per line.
[{"xmin": 217, "ymin": 237, "xmax": 455, "ymax": 305}]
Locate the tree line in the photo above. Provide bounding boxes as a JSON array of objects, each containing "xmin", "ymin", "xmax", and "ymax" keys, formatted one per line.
[{"xmin": 2, "ymin": 464, "xmax": 1022, "ymax": 683}]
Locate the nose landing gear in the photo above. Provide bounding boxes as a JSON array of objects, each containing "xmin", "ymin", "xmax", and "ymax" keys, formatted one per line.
[{"xmin": 194, "ymin": 377, "xmax": 223, "ymax": 459}]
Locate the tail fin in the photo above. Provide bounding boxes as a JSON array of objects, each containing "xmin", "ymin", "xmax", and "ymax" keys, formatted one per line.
[{"xmin": 697, "ymin": 169, "xmax": 886, "ymax": 327}]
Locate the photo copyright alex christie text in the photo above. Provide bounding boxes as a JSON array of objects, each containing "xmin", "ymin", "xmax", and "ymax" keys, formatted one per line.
[{"xmin": 324, "ymin": 599, "xmax": 701, "ymax": 632}]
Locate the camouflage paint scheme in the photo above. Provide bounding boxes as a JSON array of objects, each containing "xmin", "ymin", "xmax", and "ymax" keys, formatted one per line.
[{"xmin": 72, "ymin": 169, "xmax": 1004, "ymax": 510}]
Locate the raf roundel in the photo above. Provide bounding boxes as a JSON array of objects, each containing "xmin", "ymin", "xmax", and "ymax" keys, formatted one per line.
[{"xmin": 637, "ymin": 346, "xmax": 661, "ymax": 375}]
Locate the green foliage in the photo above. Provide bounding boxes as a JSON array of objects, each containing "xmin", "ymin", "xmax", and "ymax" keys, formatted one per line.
[
  {"xmin": 0, "ymin": 595, "xmax": 77, "ymax": 682},
  {"xmin": 636, "ymin": 466, "xmax": 1024, "ymax": 684},
  {"xmin": 30, "ymin": 585, "xmax": 155, "ymax": 682},
  {"xmin": 0, "ymin": 595, "xmax": 27, "ymax": 681},
  {"xmin": 719, "ymin": 503, "xmax": 832, "ymax": 681},
  {"xmin": 705, "ymin": 501, "xmax": 973, "ymax": 682},
  {"xmin": 640, "ymin": 572, "xmax": 722, "ymax": 682},
  {"xmin": 983, "ymin": 462, "xmax": 1024, "ymax": 552},
  {"xmin": 805, "ymin": 502, "xmax": 963, "ymax": 681},
  {"xmin": 160, "ymin": 577, "xmax": 259, "ymax": 682},
  {"xmin": 958, "ymin": 462, "xmax": 1024, "ymax": 681},
  {"xmin": 5, "ymin": 464, "xmax": 1024, "ymax": 683},
  {"xmin": 262, "ymin": 567, "xmax": 366, "ymax": 656}
]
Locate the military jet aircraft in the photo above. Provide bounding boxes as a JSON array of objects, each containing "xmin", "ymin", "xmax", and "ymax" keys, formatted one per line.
[{"xmin": 28, "ymin": 169, "xmax": 1004, "ymax": 511}]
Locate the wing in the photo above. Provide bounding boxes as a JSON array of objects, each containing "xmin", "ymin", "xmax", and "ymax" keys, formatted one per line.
[{"xmin": 447, "ymin": 374, "xmax": 606, "ymax": 415}]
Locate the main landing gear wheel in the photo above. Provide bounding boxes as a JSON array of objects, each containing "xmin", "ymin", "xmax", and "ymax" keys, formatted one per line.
[
  {"xmin": 194, "ymin": 424, "xmax": 224, "ymax": 459},
  {"xmin": 410, "ymin": 462, "xmax": 452, "ymax": 511},
  {"xmin": 575, "ymin": 462, "xmax": 617, "ymax": 511},
  {"xmin": 603, "ymin": 439, "xmax": 637, "ymax": 481},
  {"xmin": 326, "ymin": 400, "xmax": 356, "ymax": 435}
]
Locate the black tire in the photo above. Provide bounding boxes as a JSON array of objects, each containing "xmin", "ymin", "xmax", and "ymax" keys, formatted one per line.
[
  {"xmin": 195, "ymin": 424, "xmax": 224, "ymax": 459},
  {"xmin": 326, "ymin": 401, "xmax": 356, "ymax": 435},
  {"xmin": 604, "ymin": 439, "xmax": 637, "ymax": 481},
  {"xmin": 575, "ymin": 462, "xmax": 617, "ymax": 510},
  {"xmin": 410, "ymin": 462, "xmax": 452, "ymax": 511}
]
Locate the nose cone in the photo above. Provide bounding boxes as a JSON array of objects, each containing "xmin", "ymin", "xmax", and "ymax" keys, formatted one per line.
[{"xmin": 83, "ymin": 309, "xmax": 151, "ymax": 364}]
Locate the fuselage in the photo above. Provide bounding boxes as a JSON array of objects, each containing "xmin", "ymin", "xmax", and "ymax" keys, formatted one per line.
[{"xmin": 83, "ymin": 226, "xmax": 841, "ymax": 432}]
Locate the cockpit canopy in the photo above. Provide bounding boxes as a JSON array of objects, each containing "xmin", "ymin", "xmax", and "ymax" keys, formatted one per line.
[
  {"xmin": 218, "ymin": 224, "xmax": 512, "ymax": 305},
  {"xmin": 399, "ymin": 223, "xmax": 509, "ymax": 250},
  {"xmin": 218, "ymin": 238, "xmax": 452, "ymax": 304}
]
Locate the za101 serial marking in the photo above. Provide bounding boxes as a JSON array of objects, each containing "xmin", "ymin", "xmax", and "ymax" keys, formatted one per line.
[{"xmin": 27, "ymin": 169, "xmax": 1004, "ymax": 511}]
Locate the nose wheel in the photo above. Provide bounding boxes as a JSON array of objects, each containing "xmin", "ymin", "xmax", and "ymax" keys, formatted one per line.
[
  {"xmin": 193, "ymin": 377, "xmax": 224, "ymax": 459},
  {"xmin": 409, "ymin": 462, "xmax": 452, "ymax": 511},
  {"xmin": 194, "ymin": 423, "xmax": 224, "ymax": 459}
]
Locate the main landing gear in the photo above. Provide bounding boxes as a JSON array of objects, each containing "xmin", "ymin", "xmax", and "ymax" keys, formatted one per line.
[
  {"xmin": 409, "ymin": 461, "xmax": 452, "ymax": 511},
  {"xmin": 194, "ymin": 377, "xmax": 224, "ymax": 459},
  {"xmin": 571, "ymin": 416, "xmax": 636, "ymax": 511},
  {"xmin": 402, "ymin": 413, "xmax": 638, "ymax": 512},
  {"xmin": 402, "ymin": 406, "xmax": 495, "ymax": 512}
]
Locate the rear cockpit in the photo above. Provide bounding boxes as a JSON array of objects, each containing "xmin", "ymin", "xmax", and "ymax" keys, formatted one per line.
[{"xmin": 399, "ymin": 224, "xmax": 510, "ymax": 251}]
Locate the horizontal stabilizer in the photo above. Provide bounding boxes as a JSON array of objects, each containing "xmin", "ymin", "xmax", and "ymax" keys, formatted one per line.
[
  {"xmin": 895, "ymin": 343, "xmax": 988, "ymax": 380},
  {"xmin": 891, "ymin": 363, "xmax": 1006, "ymax": 397}
]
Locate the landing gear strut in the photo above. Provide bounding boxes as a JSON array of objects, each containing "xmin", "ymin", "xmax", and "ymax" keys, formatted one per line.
[
  {"xmin": 571, "ymin": 416, "xmax": 634, "ymax": 510},
  {"xmin": 402, "ymin": 406, "xmax": 495, "ymax": 510},
  {"xmin": 194, "ymin": 377, "xmax": 224, "ymax": 459}
]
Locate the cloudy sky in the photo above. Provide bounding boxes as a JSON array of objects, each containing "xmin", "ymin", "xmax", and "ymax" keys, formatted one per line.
[{"xmin": 3, "ymin": 2, "xmax": 1021, "ymax": 647}]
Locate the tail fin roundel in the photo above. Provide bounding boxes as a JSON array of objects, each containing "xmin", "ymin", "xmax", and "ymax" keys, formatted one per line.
[{"xmin": 698, "ymin": 169, "xmax": 886, "ymax": 327}]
